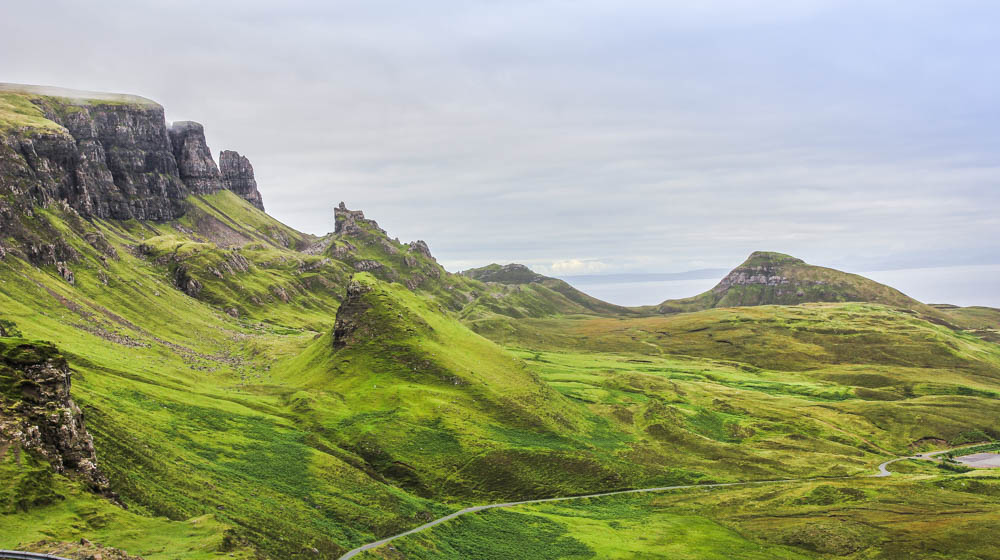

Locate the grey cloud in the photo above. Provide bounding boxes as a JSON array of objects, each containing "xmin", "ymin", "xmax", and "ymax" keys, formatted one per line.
[{"xmin": 2, "ymin": 0, "xmax": 998, "ymax": 281}]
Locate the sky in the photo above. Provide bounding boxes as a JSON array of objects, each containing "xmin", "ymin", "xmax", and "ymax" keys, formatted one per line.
[{"xmin": 2, "ymin": 0, "xmax": 999, "ymax": 281}]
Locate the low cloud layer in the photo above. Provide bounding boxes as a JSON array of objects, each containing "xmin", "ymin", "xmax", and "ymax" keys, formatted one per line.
[{"xmin": 2, "ymin": 0, "xmax": 998, "ymax": 276}]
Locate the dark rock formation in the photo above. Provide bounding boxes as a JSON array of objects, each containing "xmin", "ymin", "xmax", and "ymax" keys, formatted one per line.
[
  {"xmin": 0, "ymin": 339, "xmax": 112, "ymax": 495},
  {"xmin": 334, "ymin": 202, "xmax": 386, "ymax": 237},
  {"xmin": 332, "ymin": 280, "xmax": 372, "ymax": 349},
  {"xmin": 0, "ymin": 94, "xmax": 189, "ymax": 221},
  {"xmin": 353, "ymin": 260, "xmax": 383, "ymax": 272},
  {"xmin": 0, "ymin": 85, "xmax": 266, "ymax": 229},
  {"xmin": 208, "ymin": 250, "xmax": 252, "ymax": 278},
  {"xmin": 172, "ymin": 265, "xmax": 203, "ymax": 297},
  {"xmin": 56, "ymin": 262, "xmax": 75, "ymax": 284},
  {"xmin": 409, "ymin": 240, "xmax": 434, "ymax": 261},
  {"xmin": 219, "ymin": 150, "xmax": 264, "ymax": 210},
  {"xmin": 167, "ymin": 121, "xmax": 222, "ymax": 194}
]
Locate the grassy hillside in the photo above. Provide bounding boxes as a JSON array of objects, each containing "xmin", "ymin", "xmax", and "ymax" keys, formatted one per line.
[
  {"xmin": 360, "ymin": 473, "xmax": 1000, "ymax": 559},
  {"xmin": 460, "ymin": 263, "xmax": 639, "ymax": 319},
  {"xmin": 933, "ymin": 304, "xmax": 1000, "ymax": 342},
  {"xmin": 1, "ymin": 157, "xmax": 998, "ymax": 559},
  {"xmin": 470, "ymin": 302, "xmax": 1000, "ymax": 455}
]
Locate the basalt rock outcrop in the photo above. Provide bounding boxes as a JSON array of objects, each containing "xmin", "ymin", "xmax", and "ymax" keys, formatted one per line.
[
  {"xmin": 220, "ymin": 150, "xmax": 265, "ymax": 210},
  {"xmin": 1, "ymin": 89, "xmax": 187, "ymax": 221},
  {"xmin": 168, "ymin": 121, "xmax": 223, "ymax": 194},
  {"xmin": 334, "ymin": 202, "xmax": 385, "ymax": 237},
  {"xmin": 0, "ymin": 83, "xmax": 266, "ymax": 229},
  {"xmin": 332, "ymin": 280, "xmax": 373, "ymax": 350},
  {"xmin": 0, "ymin": 338, "xmax": 112, "ymax": 496},
  {"xmin": 409, "ymin": 239, "xmax": 435, "ymax": 261},
  {"xmin": 328, "ymin": 203, "xmax": 454, "ymax": 293}
]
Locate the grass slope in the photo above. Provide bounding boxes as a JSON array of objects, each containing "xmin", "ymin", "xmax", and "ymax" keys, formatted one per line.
[
  {"xmin": 0, "ymin": 182, "xmax": 998, "ymax": 559},
  {"xmin": 274, "ymin": 273, "xmax": 653, "ymax": 501},
  {"xmin": 460, "ymin": 263, "xmax": 639, "ymax": 319},
  {"xmin": 361, "ymin": 473, "xmax": 1000, "ymax": 559}
]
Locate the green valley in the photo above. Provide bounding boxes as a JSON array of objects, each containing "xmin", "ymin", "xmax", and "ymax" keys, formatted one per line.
[{"xmin": 1, "ymin": 83, "xmax": 999, "ymax": 560}]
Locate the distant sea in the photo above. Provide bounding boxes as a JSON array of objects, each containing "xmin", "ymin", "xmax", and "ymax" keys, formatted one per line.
[{"xmin": 560, "ymin": 264, "xmax": 1000, "ymax": 309}]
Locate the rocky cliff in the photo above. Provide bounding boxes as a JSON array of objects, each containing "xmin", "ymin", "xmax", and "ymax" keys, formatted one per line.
[
  {"xmin": 0, "ymin": 83, "xmax": 265, "ymax": 225},
  {"xmin": 1, "ymin": 87, "xmax": 186, "ymax": 221},
  {"xmin": 219, "ymin": 150, "xmax": 264, "ymax": 211},
  {"xmin": 334, "ymin": 201, "xmax": 385, "ymax": 236},
  {"xmin": 0, "ymin": 337, "xmax": 112, "ymax": 496},
  {"xmin": 168, "ymin": 120, "xmax": 222, "ymax": 195}
]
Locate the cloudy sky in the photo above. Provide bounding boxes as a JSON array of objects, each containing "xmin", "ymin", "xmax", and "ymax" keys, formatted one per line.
[{"xmin": 3, "ymin": 0, "xmax": 998, "ymax": 278}]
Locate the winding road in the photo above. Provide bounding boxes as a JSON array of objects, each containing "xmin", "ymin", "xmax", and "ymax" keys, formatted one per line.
[
  {"xmin": 339, "ymin": 446, "xmax": 983, "ymax": 559},
  {"xmin": 2, "ymin": 447, "xmax": 984, "ymax": 560}
]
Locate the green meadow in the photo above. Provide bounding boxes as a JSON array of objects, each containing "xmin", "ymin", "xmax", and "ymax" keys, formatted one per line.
[{"xmin": 1, "ymin": 182, "xmax": 998, "ymax": 558}]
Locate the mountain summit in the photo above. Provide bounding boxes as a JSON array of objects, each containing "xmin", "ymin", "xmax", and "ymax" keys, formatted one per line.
[{"xmin": 655, "ymin": 251, "xmax": 925, "ymax": 314}]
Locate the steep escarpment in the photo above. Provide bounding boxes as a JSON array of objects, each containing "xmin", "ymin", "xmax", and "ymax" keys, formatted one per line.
[
  {"xmin": 1, "ymin": 87, "xmax": 187, "ymax": 221},
  {"xmin": 0, "ymin": 83, "xmax": 266, "ymax": 227},
  {"xmin": 0, "ymin": 336, "xmax": 111, "ymax": 495},
  {"xmin": 655, "ymin": 251, "xmax": 931, "ymax": 315}
]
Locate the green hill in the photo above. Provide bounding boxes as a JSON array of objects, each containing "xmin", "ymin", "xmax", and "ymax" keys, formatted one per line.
[
  {"xmin": 652, "ymin": 251, "xmax": 935, "ymax": 315},
  {"xmin": 460, "ymin": 263, "xmax": 638, "ymax": 318},
  {"xmin": 3, "ymin": 85, "xmax": 1000, "ymax": 560}
]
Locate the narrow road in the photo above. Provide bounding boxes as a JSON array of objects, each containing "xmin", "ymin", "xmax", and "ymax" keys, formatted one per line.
[
  {"xmin": 338, "ymin": 478, "xmax": 801, "ymax": 559},
  {"xmin": 875, "ymin": 443, "xmax": 992, "ymax": 477},
  {"xmin": 0, "ymin": 551, "xmax": 72, "ymax": 560},
  {"xmin": 339, "ymin": 446, "xmax": 981, "ymax": 559},
  {"xmin": 875, "ymin": 456, "xmax": 908, "ymax": 477}
]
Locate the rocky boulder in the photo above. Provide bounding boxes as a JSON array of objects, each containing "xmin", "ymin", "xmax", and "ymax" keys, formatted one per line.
[
  {"xmin": 409, "ymin": 240, "xmax": 434, "ymax": 261},
  {"xmin": 0, "ymin": 339, "xmax": 112, "ymax": 495},
  {"xmin": 332, "ymin": 279, "xmax": 373, "ymax": 350}
]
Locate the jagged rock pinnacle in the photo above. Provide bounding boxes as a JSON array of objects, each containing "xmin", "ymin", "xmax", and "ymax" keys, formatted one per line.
[
  {"xmin": 219, "ymin": 150, "xmax": 265, "ymax": 211},
  {"xmin": 168, "ymin": 121, "xmax": 222, "ymax": 194}
]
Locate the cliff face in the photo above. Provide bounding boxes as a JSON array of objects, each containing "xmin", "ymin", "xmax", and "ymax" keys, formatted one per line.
[
  {"xmin": 220, "ymin": 150, "xmax": 264, "ymax": 210},
  {"xmin": 0, "ymin": 338, "xmax": 112, "ymax": 496},
  {"xmin": 0, "ymin": 83, "xmax": 265, "ymax": 225},
  {"xmin": 168, "ymin": 120, "xmax": 222, "ymax": 195},
  {"xmin": 1, "ymin": 96, "xmax": 187, "ymax": 221}
]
